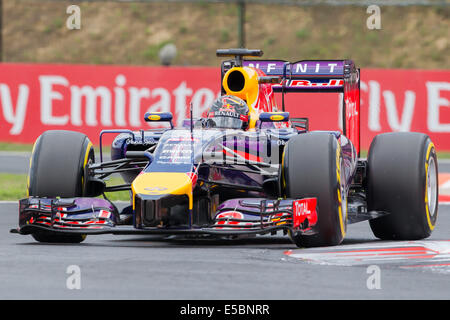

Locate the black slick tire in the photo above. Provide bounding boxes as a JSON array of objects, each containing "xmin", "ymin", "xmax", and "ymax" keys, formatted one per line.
[
  {"xmin": 367, "ymin": 132, "xmax": 438, "ymax": 240},
  {"xmin": 283, "ymin": 132, "xmax": 347, "ymax": 247},
  {"xmin": 27, "ymin": 130, "xmax": 94, "ymax": 243}
]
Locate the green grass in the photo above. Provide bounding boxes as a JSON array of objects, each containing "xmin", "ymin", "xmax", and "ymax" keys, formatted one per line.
[
  {"xmin": 142, "ymin": 40, "xmax": 175, "ymax": 62},
  {"xmin": 437, "ymin": 151, "xmax": 450, "ymax": 160},
  {"xmin": 359, "ymin": 149, "xmax": 368, "ymax": 159},
  {"xmin": 0, "ymin": 142, "xmax": 34, "ymax": 152},
  {"xmin": 0, "ymin": 142, "xmax": 111, "ymax": 158},
  {"xmin": 0, "ymin": 173, "xmax": 130, "ymax": 201},
  {"xmin": 0, "ymin": 173, "xmax": 28, "ymax": 200},
  {"xmin": 360, "ymin": 149, "xmax": 450, "ymax": 160},
  {"xmin": 103, "ymin": 176, "xmax": 131, "ymax": 202},
  {"xmin": 295, "ymin": 28, "xmax": 309, "ymax": 40},
  {"xmin": 219, "ymin": 29, "xmax": 230, "ymax": 43}
]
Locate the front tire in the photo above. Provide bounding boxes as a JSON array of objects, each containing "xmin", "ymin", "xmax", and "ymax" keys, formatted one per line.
[
  {"xmin": 283, "ymin": 132, "xmax": 347, "ymax": 247},
  {"xmin": 367, "ymin": 132, "xmax": 438, "ymax": 240},
  {"xmin": 27, "ymin": 130, "xmax": 94, "ymax": 243}
]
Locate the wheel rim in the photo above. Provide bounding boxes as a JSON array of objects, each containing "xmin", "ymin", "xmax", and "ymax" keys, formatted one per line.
[
  {"xmin": 427, "ymin": 156, "xmax": 437, "ymax": 217},
  {"xmin": 340, "ymin": 158, "xmax": 348, "ymax": 223}
]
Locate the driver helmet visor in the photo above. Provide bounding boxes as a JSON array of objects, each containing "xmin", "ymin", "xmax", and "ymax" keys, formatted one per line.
[
  {"xmin": 207, "ymin": 116, "xmax": 244, "ymax": 129},
  {"xmin": 207, "ymin": 111, "xmax": 248, "ymax": 129}
]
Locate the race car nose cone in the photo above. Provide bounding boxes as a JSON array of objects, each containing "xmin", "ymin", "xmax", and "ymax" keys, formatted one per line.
[
  {"xmin": 132, "ymin": 172, "xmax": 194, "ymax": 210},
  {"xmin": 132, "ymin": 172, "xmax": 192, "ymax": 196}
]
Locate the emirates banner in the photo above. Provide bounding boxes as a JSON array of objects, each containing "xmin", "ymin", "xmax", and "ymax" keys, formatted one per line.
[{"xmin": 0, "ymin": 63, "xmax": 449, "ymax": 151}]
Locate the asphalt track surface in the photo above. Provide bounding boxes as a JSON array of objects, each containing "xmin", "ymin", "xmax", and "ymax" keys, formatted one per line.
[
  {"xmin": 0, "ymin": 152, "xmax": 449, "ymax": 299},
  {"xmin": 0, "ymin": 202, "xmax": 449, "ymax": 300}
]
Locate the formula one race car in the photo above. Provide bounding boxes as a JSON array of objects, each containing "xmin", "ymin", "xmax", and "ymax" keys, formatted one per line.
[{"xmin": 12, "ymin": 49, "xmax": 439, "ymax": 247}]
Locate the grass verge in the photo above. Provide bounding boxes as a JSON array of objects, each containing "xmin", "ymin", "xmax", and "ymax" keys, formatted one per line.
[
  {"xmin": 0, "ymin": 173, "xmax": 28, "ymax": 200},
  {"xmin": 0, "ymin": 142, "xmax": 34, "ymax": 152},
  {"xmin": 0, "ymin": 173, "xmax": 130, "ymax": 201},
  {"xmin": 0, "ymin": 142, "xmax": 111, "ymax": 157},
  {"xmin": 359, "ymin": 149, "xmax": 450, "ymax": 160}
]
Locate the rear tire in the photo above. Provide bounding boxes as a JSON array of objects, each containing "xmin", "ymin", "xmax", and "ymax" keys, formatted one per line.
[
  {"xmin": 283, "ymin": 132, "xmax": 347, "ymax": 247},
  {"xmin": 367, "ymin": 132, "xmax": 438, "ymax": 240},
  {"xmin": 27, "ymin": 130, "xmax": 94, "ymax": 243}
]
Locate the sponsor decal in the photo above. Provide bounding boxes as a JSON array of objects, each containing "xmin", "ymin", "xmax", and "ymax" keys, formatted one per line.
[
  {"xmin": 270, "ymin": 115, "xmax": 285, "ymax": 121},
  {"xmin": 147, "ymin": 114, "xmax": 161, "ymax": 121},
  {"xmin": 244, "ymin": 61, "xmax": 344, "ymax": 75},
  {"xmin": 215, "ymin": 211, "xmax": 252, "ymax": 229},
  {"xmin": 219, "ymin": 103, "xmax": 235, "ymax": 112},
  {"xmin": 274, "ymin": 79, "xmax": 344, "ymax": 88},
  {"xmin": 0, "ymin": 64, "xmax": 449, "ymax": 151},
  {"xmin": 292, "ymin": 198, "xmax": 317, "ymax": 229},
  {"xmin": 97, "ymin": 209, "xmax": 111, "ymax": 219},
  {"xmin": 211, "ymin": 110, "xmax": 241, "ymax": 118},
  {"xmin": 144, "ymin": 187, "xmax": 168, "ymax": 192}
]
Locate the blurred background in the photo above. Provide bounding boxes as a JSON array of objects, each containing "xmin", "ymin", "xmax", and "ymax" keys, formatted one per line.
[
  {"xmin": 0, "ymin": 0, "xmax": 449, "ymax": 201},
  {"xmin": 1, "ymin": 0, "xmax": 448, "ymax": 68}
]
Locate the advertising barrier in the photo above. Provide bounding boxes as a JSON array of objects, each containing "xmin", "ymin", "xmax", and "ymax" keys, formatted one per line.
[{"xmin": 0, "ymin": 63, "xmax": 448, "ymax": 151}]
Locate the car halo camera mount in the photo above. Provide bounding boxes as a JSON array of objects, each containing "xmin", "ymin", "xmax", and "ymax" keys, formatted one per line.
[{"xmin": 216, "ymin": 48, "xmax": 264, "ymax": 67}]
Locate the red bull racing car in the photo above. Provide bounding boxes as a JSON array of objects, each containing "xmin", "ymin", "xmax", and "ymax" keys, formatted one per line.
[{"xmin": 12, "ymin": 49, "xmax": 439, "ymax": 247}]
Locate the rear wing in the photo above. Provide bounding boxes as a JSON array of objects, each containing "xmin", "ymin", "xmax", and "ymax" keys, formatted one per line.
[
  {"xmin": 222, "ymin": 59, "xmax": 361, "ymax": 155},
  {"xmin": 243, "ymin": 60, "xmax": 349, "ymax": 92}
]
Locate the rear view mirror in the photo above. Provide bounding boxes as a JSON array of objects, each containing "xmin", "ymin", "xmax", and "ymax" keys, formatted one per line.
[
  {"xmin": 144, "ymin": 112, "xmax": 174, "ymax": 128},
  {"xmin": 259, "ymin": 112, "xmax": 290, "ymax": 122}
]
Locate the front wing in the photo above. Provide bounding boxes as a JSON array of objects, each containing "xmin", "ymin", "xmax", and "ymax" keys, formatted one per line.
[{"xmin": 12, "ymin": 197, "xmax": 318, "ymax": 238}]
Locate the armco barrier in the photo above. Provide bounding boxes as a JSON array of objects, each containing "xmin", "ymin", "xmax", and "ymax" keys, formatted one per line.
[{"xmin": 0, "ymin": 63, "xmax": 448, "ymax": 150}]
